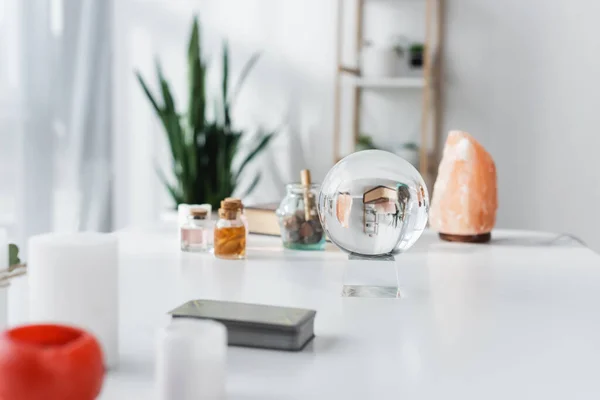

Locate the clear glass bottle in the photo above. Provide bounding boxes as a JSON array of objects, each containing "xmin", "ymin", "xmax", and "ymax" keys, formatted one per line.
[
  {"xmin": 180, "ymin": 208, "xmax": 213, "ymax": 252},
  {"xmin": 214, "ymin": 200, "xmax": 246, "ymax": 259},
  {"xmin": 276, "ymin": 183, "xmax": 326, "ymax": 250}
]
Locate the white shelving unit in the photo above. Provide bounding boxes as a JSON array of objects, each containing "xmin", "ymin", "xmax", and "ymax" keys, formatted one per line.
[
  {"xmin": 345, "ymin": 76, "xmax": 426, "ymax": 89},
  {"xmin": 332, "ymin": 0, "xmax": 444, "ymax": 181}
]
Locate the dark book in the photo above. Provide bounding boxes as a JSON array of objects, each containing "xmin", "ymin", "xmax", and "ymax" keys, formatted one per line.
[{"xmin": 169, "ymin": 299, "xmax": 316, "ymax": 351}]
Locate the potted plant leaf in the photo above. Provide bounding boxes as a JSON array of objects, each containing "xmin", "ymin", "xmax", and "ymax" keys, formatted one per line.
[
  {"xmin": 1, "ymin": 243, "xmax": 26, "ymax": 289},
  {"xmin": 135, "ymin": 16, "xmax": 275, "ymax": 209},
  {"xmin": 394, "ymin": 142, "xmax": 420, "ymax": 167},
  {"xmin": 356, "ymin": 134, "xmax": 378, "ymax": 151},
  {"xmin": 409, "ymin": 43, "xmax": 424, "ymax": 68}
]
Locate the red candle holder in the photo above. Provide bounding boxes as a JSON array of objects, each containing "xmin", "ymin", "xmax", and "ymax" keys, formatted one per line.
[{"xmin": 0, "ymin": 324, "xmax": 105, "ymax": 400}]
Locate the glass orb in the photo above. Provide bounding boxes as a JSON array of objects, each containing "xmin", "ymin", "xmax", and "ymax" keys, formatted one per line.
[{"xmin": 318, "ymin": 150, "xmax": 429, "ymax": 256}]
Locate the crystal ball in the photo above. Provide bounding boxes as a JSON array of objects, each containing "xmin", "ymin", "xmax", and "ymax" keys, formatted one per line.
[{"xmin": 318, "ymin": 150, "xmax": 429, "ymax": 256}]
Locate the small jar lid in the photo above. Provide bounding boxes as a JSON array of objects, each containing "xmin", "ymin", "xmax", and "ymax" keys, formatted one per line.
[
  {"xmin": 224, "ymin": 198, "xmax": 243, "ymax": 209},
  {"xmin": 219, "ymin": 199, "xmax": 241, "ymax": 220},
  {"xmin": 190, "ymin": 208, "xmax": 208, "ymax": 218},
  {"xmin": 220, "ymin": 199, "xmax": 240, "ymax": 211}
]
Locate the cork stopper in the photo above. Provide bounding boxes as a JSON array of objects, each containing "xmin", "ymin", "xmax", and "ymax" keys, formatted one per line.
[
  {"xmin": 300, "ymin": 169, "xmax": 313, "ymax": 221},
  {"xmin": 224, "ymin": 197, "xmax": 243, "ymax": 210},
  {"xmin": 220, "ymin": 199, "xmax": 239, "ymax": 210},
  {"xmin": 219, "ymin": 199, "xmax": 240, "ymax": 220},
  {"xmin": 189, "ymin": 207, "xmax": 208, "ymax": 219},
  {"xmin": 300, "ymin": 169, "xmax": 312, "ymax": 186}
]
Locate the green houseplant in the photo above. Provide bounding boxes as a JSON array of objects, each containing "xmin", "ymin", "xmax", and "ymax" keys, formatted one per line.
[
  {"xmin": 0, "ymin": 244, "xmax": 26, "ymax": 287},
  {"xmin": 409, "ymin": 43, "xmax": 424, "ymax": 68},
  {"xmin": 135, "ymin": 17, "xmax": 275, "ymax": 209},
  {"xmin": 356, "ymin": 134, "xmax": 377, "ymax": 151}
]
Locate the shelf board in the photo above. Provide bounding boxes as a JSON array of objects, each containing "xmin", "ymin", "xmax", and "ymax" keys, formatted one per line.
[{"xmin": 346, "ymin": 76, "xmax": 426, "ymax": 89}]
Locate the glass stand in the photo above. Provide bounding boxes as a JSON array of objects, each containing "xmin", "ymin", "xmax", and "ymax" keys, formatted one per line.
[{"xmin": 341, "ymin": 253, "xmax": 400, "ymax": 298}]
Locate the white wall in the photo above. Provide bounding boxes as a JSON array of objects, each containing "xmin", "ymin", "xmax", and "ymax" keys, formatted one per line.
[
  {"xmin": 443, "ymin": 0, "xmax": 600, "ymax": 250},
  {"xmin": 113, "ymin": 0, "xmax": 427, "ymax": 228}
]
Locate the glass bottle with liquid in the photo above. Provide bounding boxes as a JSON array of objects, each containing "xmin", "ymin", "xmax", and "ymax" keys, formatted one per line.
[
  {"xmin": 214, "ymin": 200, "xmax": 246, "ymax": 259},
  {"xmin": 180, "ymin": 208, "xmax": 213, "ymax": 252}
]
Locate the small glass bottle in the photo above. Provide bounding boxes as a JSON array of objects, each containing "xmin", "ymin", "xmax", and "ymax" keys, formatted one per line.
[
  {"xmin": 180, "ymin": 208, "xmax": 213, "ymax": 252},
  {"xmin": 214, "ymin": 200, "xmax": 246, "ymax": 259}
]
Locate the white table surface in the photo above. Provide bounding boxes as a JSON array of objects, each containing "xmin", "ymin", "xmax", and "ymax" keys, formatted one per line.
[{"xmin": 18, "ymin": 226, "xmax": 600, "ymax": 399}]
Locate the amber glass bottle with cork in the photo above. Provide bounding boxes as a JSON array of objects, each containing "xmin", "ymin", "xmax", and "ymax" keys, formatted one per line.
[{"xmin": 214, "ymin": 199, "xmax": 246, "ymax": 259}]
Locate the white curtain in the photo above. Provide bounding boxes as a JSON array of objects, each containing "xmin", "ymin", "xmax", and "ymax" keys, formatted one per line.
[
  {"xmin": 0, "ymin": 0, "xmax": 25, "ymax": 244},
  {"xmin": 0, "ymin": 0, "xmax": 113, "ymax": 249},
  {"xmin": 56, "ymin": 0, "xmax": 113, "ymax": 232}
]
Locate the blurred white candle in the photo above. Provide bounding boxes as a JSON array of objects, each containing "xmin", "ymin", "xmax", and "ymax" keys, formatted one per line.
[
  {"xmin": 7, "ymin": 273, "xmax": 28, "ymax": 327},
  {"xmin": 28, "ymin": 232, "xmax": 119, "ymax": 367},
  {"xmin": 0, "ymin": 229, "xmax": 7, "ymax": 330},
  {"xmin": 156, "ymin": 319, "xmax": 227, "ymax": 400}
]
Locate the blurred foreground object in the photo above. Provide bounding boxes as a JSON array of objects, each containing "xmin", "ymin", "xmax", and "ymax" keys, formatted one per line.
[
  {"xmin": 156, "ymin": 319, "xmax": 226, "ymax": 400},
  {"xmin": 135, "ymin": 16, "xmax": 275, "ymax": 209},
  {"xmin": 0, "ymin": 230, "xmax": 26, "ymax": 330},
  {"xmin": 0, "ymin": 324, "xmax": 104, "ymax": 400},
  {"xmin": 429, "ymin": 131, "xmax": 498, "ymax": 243},
  {"xmin": 28, "ymin": 232, "xmax": 119, "ymax": 367}
]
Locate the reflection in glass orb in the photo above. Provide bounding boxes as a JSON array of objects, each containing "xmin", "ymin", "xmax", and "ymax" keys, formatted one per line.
[{"xmin": 318, "ymin": 150, "xmax": 429, "ymax": 257}]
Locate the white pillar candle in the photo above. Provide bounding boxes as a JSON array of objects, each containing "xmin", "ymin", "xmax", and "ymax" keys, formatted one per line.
[
  {"xmin": 0, "ymin": 229, "xmax": 7, "ymax": 330},
  {"xmin": 28, "ymin": 232, "xmax": 119, "ymax": 367},
  {"xmin": 7, "ymin": 273, "xmax": 28, "ymax": 327},
  {"xmin": 156, "ymin": 319, "xmax": 227, "ymax": 400}
]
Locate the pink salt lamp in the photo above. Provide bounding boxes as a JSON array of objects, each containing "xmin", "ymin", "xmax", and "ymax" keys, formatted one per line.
[{"xmin": 429, "ymin": 131, "xmax": 497, "ymax": 243}]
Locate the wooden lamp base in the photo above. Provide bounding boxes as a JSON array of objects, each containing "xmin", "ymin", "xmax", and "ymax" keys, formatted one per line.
[{"xmin": 439, "ymin": 232, "xmax": 491, "ymax": 243}]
